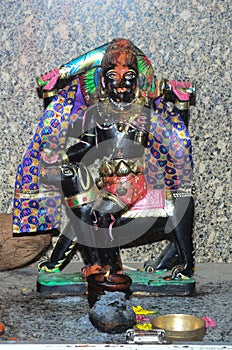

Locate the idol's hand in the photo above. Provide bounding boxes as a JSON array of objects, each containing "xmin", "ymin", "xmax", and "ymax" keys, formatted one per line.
[{"xmin": 168, "ymin": 80, "xmax": 194, "ymax": 101}]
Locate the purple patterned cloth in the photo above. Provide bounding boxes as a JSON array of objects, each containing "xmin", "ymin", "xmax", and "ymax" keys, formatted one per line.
[{"xmin": 13, "ymin": 78, "xmax": 192, "ymax": 235}]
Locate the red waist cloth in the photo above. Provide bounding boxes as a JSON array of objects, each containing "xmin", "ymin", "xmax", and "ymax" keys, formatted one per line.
[{"xmin": 103, "ymin": 173, "xmax": 147, "ymax": 207}]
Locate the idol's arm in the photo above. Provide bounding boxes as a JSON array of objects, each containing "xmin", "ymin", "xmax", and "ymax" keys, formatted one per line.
[{"xmin": 66, "ymin": 127, "xmax": 96, "ymax": 166}]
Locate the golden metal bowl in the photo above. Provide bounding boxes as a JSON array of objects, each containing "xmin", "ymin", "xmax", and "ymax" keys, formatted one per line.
[{"xmin": 152, "ymin": 314, "xmax": 206, "ymax": 342}]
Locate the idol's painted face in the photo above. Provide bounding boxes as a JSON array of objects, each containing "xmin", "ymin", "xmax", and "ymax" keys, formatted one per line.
[{"xmin": 103, "ymin": 53, "xmax": 138, "ymax": 103}]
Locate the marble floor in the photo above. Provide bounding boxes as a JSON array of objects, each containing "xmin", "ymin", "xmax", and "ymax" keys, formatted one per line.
[{"xmin": 0, "ymin": 263, "xmax": 231, "ymax": 348}]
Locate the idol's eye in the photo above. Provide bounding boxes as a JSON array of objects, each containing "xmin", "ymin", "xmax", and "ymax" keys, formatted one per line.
[
  {"xmin": 124, "ymin": 70, "xmax": 137, "ymax": 80},
  {"xmin": 106, "ymin": 70, "xmax": 116, "ymax": 80}
]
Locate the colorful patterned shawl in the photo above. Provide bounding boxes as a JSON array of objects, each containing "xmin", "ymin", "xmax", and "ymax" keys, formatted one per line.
[{"xmin": 13, "ymin": 83, "xmax": 193, "ymax": 234}]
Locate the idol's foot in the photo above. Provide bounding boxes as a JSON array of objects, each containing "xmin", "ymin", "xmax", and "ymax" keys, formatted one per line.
[
  {"xmin": 171, "ymin": 264, "xmax": 193, "ymax": 279},
  {"xmin": 143, "ymin": 241, "xmax": 181, "ymax": 273},
  {"xmin": 38, "ymin": 234, "xmax": 77, "ymax": 273}
]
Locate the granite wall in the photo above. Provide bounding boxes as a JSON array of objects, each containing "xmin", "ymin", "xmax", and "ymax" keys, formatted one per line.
[{"xmin": 0, "ymin": 0, "xmax": 231, "ymax": 264}]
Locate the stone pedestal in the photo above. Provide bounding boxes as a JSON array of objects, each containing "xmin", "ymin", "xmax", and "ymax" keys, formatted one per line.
[{"xmin": 37, "ymin": 269, "xmax": 195, "ymax": 296}]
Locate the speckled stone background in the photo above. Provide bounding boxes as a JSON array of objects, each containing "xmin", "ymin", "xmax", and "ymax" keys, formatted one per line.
[{"xmin": 0, "ymin": 0, "xmax": 231, "ymax": 264}]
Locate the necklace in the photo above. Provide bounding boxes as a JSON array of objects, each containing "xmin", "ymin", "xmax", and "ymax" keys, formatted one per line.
[
  {"xmin": 109, "ymin": 98, "xmax": 136, "ymax": 111},
  {"xmin": 96, "ymin": 100, "xmax": 141, "ymax": 124}
]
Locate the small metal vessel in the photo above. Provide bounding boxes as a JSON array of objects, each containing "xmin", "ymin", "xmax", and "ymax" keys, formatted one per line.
[{"xmin": 152, "ymin": 314, "xmax": 206, "ymax": 342}]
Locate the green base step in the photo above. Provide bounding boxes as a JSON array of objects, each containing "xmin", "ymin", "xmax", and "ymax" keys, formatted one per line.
[{"xmin": 37, "ymin": 269, "xmax": 195, "ymax": 296}]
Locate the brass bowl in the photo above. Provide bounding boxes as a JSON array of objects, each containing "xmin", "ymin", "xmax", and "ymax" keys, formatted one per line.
[{"xmin": 152, "ymin": 314, "xmax": 206, "ymax": 342}]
